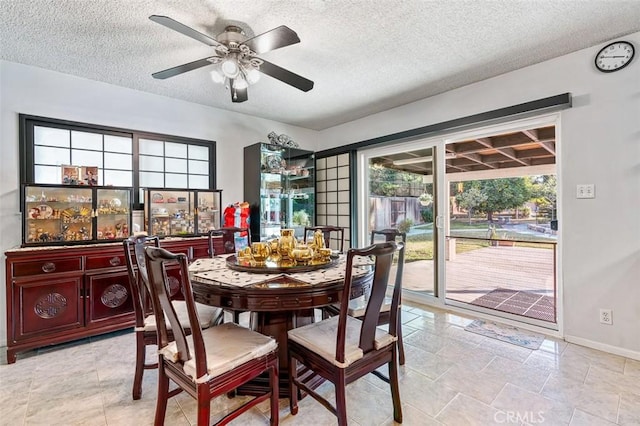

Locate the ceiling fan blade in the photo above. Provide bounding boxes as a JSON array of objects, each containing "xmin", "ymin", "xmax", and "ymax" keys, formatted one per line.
[
  {"xmin": 257, "ymin": 59, "xmax": 314, "ymax": 92},
  {"xmin": 149, "ymin": 15, "xmax": 220, "ymax": 47},
  {"xmin": 152, "ymin": 57, "xmax": 214, "ymax": 79},
  {"xmin": 242, "ymin": 25, "xmax": 300, "ymax": 54},
  {"xmin": 230, "ymin": 80, "xmax": 248, "ymax": 102}
]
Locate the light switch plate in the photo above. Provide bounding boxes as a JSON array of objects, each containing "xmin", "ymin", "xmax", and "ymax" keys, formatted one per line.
[{"xmin": 576, "ymin": 184, "xmax": 595, "ymax": 199}]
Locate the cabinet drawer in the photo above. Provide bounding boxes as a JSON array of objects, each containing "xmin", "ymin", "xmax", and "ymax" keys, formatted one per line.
[
  {"xmin": 85, "ymin": 253, "xmax": 126, "ymax": 270},
  {"xmin": 86, "ymin": 271, "xmax": 134, "ymax": 325},
  {"xmin": 13, "ymin": 257, "xmax": 83, "ymax": 277}
]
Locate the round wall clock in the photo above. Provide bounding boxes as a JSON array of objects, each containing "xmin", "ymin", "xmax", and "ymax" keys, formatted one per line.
[{"xmin": 595, "ymin": 41, "xmax": 635, "ymax": 72}]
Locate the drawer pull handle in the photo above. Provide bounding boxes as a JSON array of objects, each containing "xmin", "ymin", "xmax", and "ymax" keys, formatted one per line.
[
  {"xmin": 42, "ymin": 262, "xmax": 56, "ymax": 273},
  {"xmin": 109, "ymin": 257, "xmax": 121, "ymax": 266}
]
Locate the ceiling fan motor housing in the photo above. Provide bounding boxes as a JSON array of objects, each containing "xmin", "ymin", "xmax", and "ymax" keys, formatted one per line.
[{"xmin": 217, "ymin": 26, "xmax": 248, "ymax": 49}]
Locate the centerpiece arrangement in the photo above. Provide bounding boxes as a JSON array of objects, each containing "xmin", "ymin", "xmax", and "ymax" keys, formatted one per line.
[{"xmin": 226, "ymin": 229, "xmax": 336, "ymax": 273}]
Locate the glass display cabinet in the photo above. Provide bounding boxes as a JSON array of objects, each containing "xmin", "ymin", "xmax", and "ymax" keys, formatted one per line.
[
  {"xmin": 23, "ymin": 184, "xmax": 132, "ymax": 246},
  {"xmin": 244, "ymin": 143, "xmax": 315, "ymax": 242},
  {"xmin": 143, "ymin": 188, "xmax": 221, "ymax": 237}
]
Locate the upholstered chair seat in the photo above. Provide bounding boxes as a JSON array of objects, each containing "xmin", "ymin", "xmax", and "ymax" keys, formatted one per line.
[
  {"xmin": 160, "ymin": 322, "xmax": 278, "ymax": 379},
  {"xmin": 288, "ymin": 316, "xmax": 395, "ymax": 368}
]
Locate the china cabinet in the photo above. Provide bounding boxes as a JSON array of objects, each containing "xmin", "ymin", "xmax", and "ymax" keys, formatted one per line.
[
  {"xmin": 4, "ymin": 236, "xmax": 225, "ymax": 363},
  {"xmin": 244, "ymin": 143, "xmax": 315, "ymax": 242},
  {"xmin": 142, "ymin": 188, "xmax": 222, "ymax": 237},
  {"xmin": 22, "ymin": 184, "xmax": 132, "ymax": 246}
]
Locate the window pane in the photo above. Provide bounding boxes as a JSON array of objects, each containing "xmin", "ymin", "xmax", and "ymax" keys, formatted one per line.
[
  {"xmin": 139, "ymin": 138, "xmax": 164, "ymax": 155},
  {"xmin": 35, "ymin": 146, "xmax": 70, "ymax": 165},
  {"xmin": 166, "ymin": 158, "xmax": 187, "ymax": 173},
  {"xmin": 103, "ymin": 169, "xmax": 132, "ymax": 187},
  {"xmin": 165, "ymin": 142, "xmax": 187, "ymax": 158},
  {"xmin": 104, "ymin": 135, "xmax": 132, "ymax": 153},
  {"xmin": 71, "ymin": 131, "xmax": 102, "ymax": 150},
  {"xmin": 189, "ymin": 144, "xmax": 209, "ymax": 160},
  {"xmin": 140, "ymin": 171, "xmax": 164, "ymax": 187},
  {"xmin": 72, "ymin": 149, "xmax": 103, "ymax": 167},
  {"xmin": 189, "ymin": 174, "xmax": 210, "ymax": 189},
  {"xmin": 34, "ymin": 165, "xmax": 61, "ymax": 184},
  {"xmin": 188, "ymin": 159, "xmax": 209, "ymax": 175},
  {"xmin": 104, "ymin": 153, "xmax": 132, "ymax": 170},
  {"xmin": 35, "ymin": 126, "xmax": 70, "ymax": 147},
  {"xmin": 165, "ymin": 173, "xmax": 187, "ymax": 188},
  {"xmin": 139, "ymin": 155, "xmax": 164, "ymax": 171}
]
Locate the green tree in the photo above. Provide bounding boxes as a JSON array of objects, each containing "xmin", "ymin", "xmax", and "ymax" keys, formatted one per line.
[
  {"xmin": 529, "ymin": 175, "xmax": 557, "ymax": 220},
  {"xmin": 466, "ymin": 178, "xmax": 531, "ymax": 222},
  {"xmin": 455, "ymin": 186, "xmax": 488, "ymax": 224}
]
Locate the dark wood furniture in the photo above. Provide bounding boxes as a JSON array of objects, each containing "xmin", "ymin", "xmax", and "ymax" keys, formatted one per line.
[
  {"xmin": 124, "ymin": 235, "xmax": 223, "ymax": 400},
  {"xmin": 303, "ymin": 225, "xmax": 345, "ymax": 252},
  {"xmin": 145, "ymin": 247, "xmax": 279, "ymax": 426},
  {"xmin": 4, "ymin": 236, "xmax": 223, "ymax": 363},
  {"xmin": 287, "ymin": 242, "xmax": 404, "ymax": 425},
  {"xmin": 368, "ymin": 228, "xmax": 407, "ymax": 365},
  {"xmin": 188, "ymin": 257, "xmax": 372, "ymax": 397},
  {"xmin": 207, "ymin": 227, "xmax": 251, "ymax": 323}
]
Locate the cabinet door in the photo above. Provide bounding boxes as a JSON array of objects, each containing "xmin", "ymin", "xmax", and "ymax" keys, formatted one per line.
[
  {"xmin": 86, "ymin": 271, "xmax": 134, "ymax": 326},
  {"xmin": 13, "ymin": 277, "xmax": 83, "ymax": 341}
]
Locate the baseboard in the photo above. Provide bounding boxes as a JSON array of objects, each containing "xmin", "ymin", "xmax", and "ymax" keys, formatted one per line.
[{"xmin": 564, "ymin": 334, "xmax": 640, "ymax": 361}]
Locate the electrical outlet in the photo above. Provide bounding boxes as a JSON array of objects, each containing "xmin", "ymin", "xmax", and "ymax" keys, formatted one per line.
[
  {"xmin": 577, "ymin": 184, "xmax": 595, "ymax": 199},
  {"xmin": 599, "ymin": 309, "xmax": 613, "ymax": 325}
]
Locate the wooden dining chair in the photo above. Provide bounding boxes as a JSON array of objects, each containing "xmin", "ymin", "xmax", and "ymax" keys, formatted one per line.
[
  {"xmin": 288, "ymin": 241, "xmax": 404, "ymax": 425},
  {"xmin": 303, "ymin": 225, "xmax": 345, "ymax": 253},
  {"xmin": 207, "ymin": 227, "xmax": 251, "ymax": 324},
  {"xmin": 144, "ymin": 246, "xmax": 279, "ymax": 426},
  {"xmin": 207, "ymin": 227, "xmax": 251, "ymax": 258},
  {"xmin": 123, "ymin": 235, "xmax": 223, "ymax": 400}
]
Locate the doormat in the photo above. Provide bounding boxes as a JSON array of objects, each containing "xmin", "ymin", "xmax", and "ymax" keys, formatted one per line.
[
  {"xmin": 464, "ymin": 319, "xmax": 545, "ymax": 350},
  {"xmin": 469, "ymin": 288, "xmax": 556, "ymax": 323}
]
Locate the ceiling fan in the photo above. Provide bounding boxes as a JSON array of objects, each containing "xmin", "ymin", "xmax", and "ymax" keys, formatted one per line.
[{"xmin": 149, "ymin": 15, "xmax": 314, "ymax": 103}]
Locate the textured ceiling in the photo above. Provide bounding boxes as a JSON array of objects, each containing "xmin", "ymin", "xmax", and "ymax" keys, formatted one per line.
[{"xmin": 1, "ymin": 0, "xmax": 640, "ymax": 130}]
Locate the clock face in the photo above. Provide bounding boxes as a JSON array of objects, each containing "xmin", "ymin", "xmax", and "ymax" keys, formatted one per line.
[{"xmin": 595, "ymin": 41, "xmax": 635, "ymax": 72}]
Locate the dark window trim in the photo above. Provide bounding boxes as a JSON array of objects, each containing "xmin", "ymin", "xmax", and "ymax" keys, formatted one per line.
[
  {"xmin": 20, "ymin": 114, "xmax": 216, "ymax": 208},
  {"xmin": 316, "ymin": 93, "xmax": 571, "ymax": 158}
]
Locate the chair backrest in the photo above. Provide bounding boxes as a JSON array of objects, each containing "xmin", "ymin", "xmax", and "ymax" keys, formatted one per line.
[
  {"xmin": 336, "ymin": 241, "xmax": 404, "ymax": 363},
  {"xmin": 303, "ymin": 226, "xmax": 345, "ymax": 253},
  {"xmin": 123, "ymin": 235, "xmax": 160, "ymax": 327},
  {"xmin": 145, "ymin": 247, "xmax": 206, "ymax": 373},
  {"xmin": 208, "ymin": 227, "xmax": 251, "ymax": 257},
  {"xmin": 370, "ymin": 228, "xmax": 406, "ymax": 292}
]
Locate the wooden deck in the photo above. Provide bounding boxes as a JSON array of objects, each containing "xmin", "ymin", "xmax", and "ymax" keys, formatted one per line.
[{"xmin": 398, "ymin": 245, "xmax": 556, "ymax": 321}]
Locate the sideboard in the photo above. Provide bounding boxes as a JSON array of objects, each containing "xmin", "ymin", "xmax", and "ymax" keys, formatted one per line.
[{"xmin": 4, "ymin": 236, "xmax": 220, "ymax": 363}]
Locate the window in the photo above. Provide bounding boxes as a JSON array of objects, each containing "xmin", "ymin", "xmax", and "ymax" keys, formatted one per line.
[{"xmin": 21, "ymin": 115, "xmax": 216, "ymax": 206}]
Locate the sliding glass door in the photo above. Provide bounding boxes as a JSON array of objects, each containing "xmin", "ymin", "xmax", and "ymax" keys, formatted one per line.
[{"xmin": 358, "ymin": 140, "xmax": 442, "ymax": 298}]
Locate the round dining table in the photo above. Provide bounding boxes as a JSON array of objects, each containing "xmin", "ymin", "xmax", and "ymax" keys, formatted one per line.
[{"xmin": 188, "ymin": 254, "xmax": 373, "ymax": 397}]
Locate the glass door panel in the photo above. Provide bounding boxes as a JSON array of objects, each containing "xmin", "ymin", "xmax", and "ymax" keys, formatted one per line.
[
  {"xmin": 363, "ymin": 144, "xmax": 438, "ymax": 296},
  {"xmin": 96, "ymin": 188, "xmax": 131, "ymax": 240}
]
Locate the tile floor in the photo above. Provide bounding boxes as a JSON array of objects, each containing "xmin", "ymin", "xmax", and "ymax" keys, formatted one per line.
[{"xmin": 1, "ymin": 303, "xmax": 639, "ymax": 425}]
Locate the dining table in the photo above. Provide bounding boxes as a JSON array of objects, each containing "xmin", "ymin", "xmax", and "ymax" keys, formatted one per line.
[{"xmin": 188, "ymin": 253, "xmax": 373, "ymax": 397}]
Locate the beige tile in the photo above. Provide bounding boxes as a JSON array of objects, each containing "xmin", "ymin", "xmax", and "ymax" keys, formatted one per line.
[
  {"xmin": 585, "ymin": 365, "xmax": 640, "ymax": 396},
  {"xmin": 538, "ymin": 336, "xmax": 568, "ymax": 355},
  {"xmin": 569, "ymin": 408, "xmax": 617, "ymax": 425},
  {"xmin": 25, "ymin": 393, "xmax": 106, "ymax": 425},
  {"xmin": 523, "ymin": 349, "xmax": 590, "ymax": 382},
  {"xmin": 436, "ymin": 393, "xmax": 503, "ymax": 426},
  {"xmin": 0, "ymin": 378, "xmax": 30, "ymax": 425},
  {"xmin": 380, "ymin": 402, "xmax": 442, "ymax": 425},
  {"xmin": 402, "ymin": 344, "xmax": 455, "ymax": 380},
  {"xmin": 477, "ymin": 337, "xmax": 534, "ymax": 363},
  {"xmin": 541, "ymin": 373, "xmax": 620, "ymax": 422},
  {"xmin": 345, "ymin": 377, "xmax": 401, "ymax": 425},
  {"xmin": 623, "ymin": 358, "xmax": 640, "ymax": 378},
  {"xmin": 404, "ymin": 329, "xmax": 451, "ymax": 354},
  {"xmin": 482, "ymin": 355, "xmax": 551, "ymax": 393},
  {"xmin": 618, "ymin": 392, "xmax": 640, "ymax": 425},
  {"xmin": 396, "ymin": 369, "xmax": 458, "ymax": 417},
  {"xmin": 435, "ymin": 363, "xmax": 508, "ymax": 405},
  {"xmin": 436, "ymin": 339, "xmax": 496, "ymax": 371},
  {"xmin": 492, "ymin": 383, "xmax": 573, "ymax": 426},
  {"xmin": 562, "ymin": 343, "xmax": 626, "ymax": 373}
]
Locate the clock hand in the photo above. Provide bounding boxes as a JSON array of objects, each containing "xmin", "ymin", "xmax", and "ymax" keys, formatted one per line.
[{"xmin": 601, "ymin": 55, "xmax": 627, "ymax": 58}]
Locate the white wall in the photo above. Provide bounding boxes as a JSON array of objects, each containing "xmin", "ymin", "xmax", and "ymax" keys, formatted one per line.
[
  {"xmin": 0, "ymin": 61, "xmax": 318, "ymax": 347},
  {"xmin": 317, "ymin": 32, "xmax": 640, "ymax": 358}
]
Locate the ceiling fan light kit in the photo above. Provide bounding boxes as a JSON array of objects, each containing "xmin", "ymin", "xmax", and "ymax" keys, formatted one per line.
[{"xmin": 150, "ymin": 15, "xmax": 313, "ymax": 103}]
